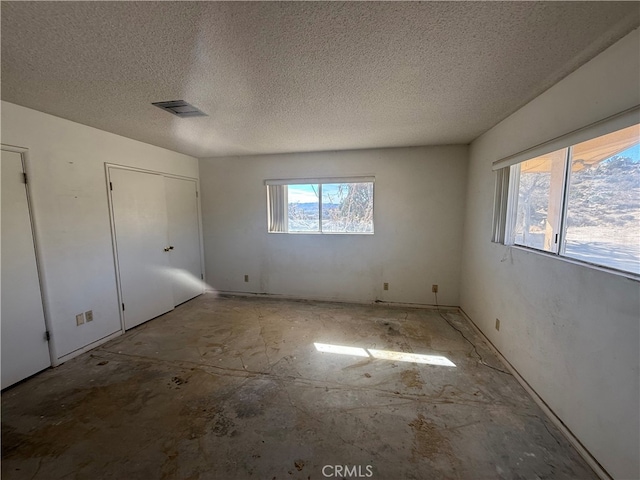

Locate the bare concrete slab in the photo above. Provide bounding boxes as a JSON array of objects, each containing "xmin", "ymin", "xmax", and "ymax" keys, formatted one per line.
[{"xmin": 2, "ymin": 294, "xmax": 597, "ymax": 480}]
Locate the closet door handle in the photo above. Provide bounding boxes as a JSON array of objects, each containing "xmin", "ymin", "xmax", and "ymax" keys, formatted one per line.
[
  {"xmin": 169, "ymin": 246, "xmax": 174, "ymax": 250},
  {"xmin": 164, "ymin": 247, "xmax": 171, "ymax": 252}
]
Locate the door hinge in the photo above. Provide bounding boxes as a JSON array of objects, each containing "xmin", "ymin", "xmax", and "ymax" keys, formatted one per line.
[
  {"xmin": 122, "ymin": 303, "xmax": 125, "ymax": 311},
  {"xmin": 196, "ymin": 190, "xmax": 198, "ymax": 198},
  {"xmin": 23, "ymin": 172, "xmax": 28, "ymax": 184},
  {"xmin": 45, "ymin": 331, "xmax": 50, "ymax": 341},
  {"xmin": 201, "ymin": 273, "xmax": 204, "ymax": 280},
  {"xmin": 110, "ymin": 181, "xmax": 113, "ymax": 191},
  {"xmin": 554, "ymin": 234, "xmax": 558, "ymax": 244}
]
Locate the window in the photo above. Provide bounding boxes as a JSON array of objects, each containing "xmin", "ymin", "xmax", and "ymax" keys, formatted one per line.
[
  {"xmin": 266, "ymin": 178, "xmax": 374, "ymax": 234},
  {"xmin": 494, "ymin": 117, "xmax": 640, "ymax": 276},
  {"xmin": 512, "ymin": 148, "xmax": 568, "ymax": 253}
]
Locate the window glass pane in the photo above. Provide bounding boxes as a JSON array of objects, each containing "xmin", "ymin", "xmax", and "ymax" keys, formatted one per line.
[
  {"xmin": 513, "ymin": 149, "xmax": 567, "ymax": 253},
  {"xmin": 287, "ymin": 184, "xmax": 319, "ymax": 232},
  {"xmin": 321, "ymin": 182, "xmax": 374, "ymax": 233},
  {"xmin": 563, "ymin": 129, "xmax": 640, "ymax": 275}
]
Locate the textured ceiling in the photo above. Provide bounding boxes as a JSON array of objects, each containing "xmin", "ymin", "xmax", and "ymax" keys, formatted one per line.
[{"xmin": 2, "ymin": 2, "xmax": 639, "ymax": 158}]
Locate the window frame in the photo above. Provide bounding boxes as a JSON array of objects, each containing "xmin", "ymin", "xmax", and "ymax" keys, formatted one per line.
[
  {"xmin": 265, "ymin": 176, "xmax": 375, "ymax": 235},
  {"xmin": 492, "ymin": 107, "xmax": 640, "ymax": 279}
]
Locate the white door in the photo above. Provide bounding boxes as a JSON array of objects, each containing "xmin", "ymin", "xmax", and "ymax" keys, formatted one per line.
[
  {"xmin": 1, "ymin": 149, "xmax": 51, "ymax": 389},
  {"xmin": 109, "ymin": 168, "xmax": 174, "ymax": 330},
  {"xmin": 165, "ymin": 176, "xmax": 204, "ymax": 305}
]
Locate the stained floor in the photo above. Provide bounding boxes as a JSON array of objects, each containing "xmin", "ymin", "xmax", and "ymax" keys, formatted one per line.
[{"xmin": 2, "ymin": 294, "xmax": 597, "ymax": 480}]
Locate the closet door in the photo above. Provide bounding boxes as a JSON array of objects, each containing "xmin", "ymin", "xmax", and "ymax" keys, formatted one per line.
[
  {"xmin": 1, "ymin": 149, "xmax": 51, "ymax": 388},
  {"xmin": 165, "ymin": 176, "xmax": 204, "ymax": 305},
  {"xmin": 109, "ymin": 168, "xmax": 174, "ymax": 330}
]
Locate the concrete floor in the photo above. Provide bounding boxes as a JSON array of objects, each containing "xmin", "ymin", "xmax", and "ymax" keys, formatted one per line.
[{"xmin": 2, "ymin": 294, "xmax": 597, "ymax": 480}]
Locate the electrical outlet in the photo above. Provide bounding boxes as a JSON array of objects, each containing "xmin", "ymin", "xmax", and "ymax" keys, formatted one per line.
[
  {"xmin": 495, "ymin": 318, "xmax": 500, "ymax": 331},
  {"xmin": 244, "ymin": 274, "xmax": 249, "ymax": 282},
  {"xmin": 76, "ymin": 313, "xmax": 85, "ymax": 326},
  {"xmin": 383, "ymin": 282, "xmax": 389, "ymax": 291},
  {"xmin": 432, "ymin": 284, "xmax": 438, "ymax": 293},
  {"xmin": 85, "ymin": 310, "xmax": 93, "ymax": 322}
]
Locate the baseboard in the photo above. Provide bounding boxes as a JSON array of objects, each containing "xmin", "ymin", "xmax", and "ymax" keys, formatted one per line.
[
  {"xmin": 211, "ymin": 289, "xmax": 458, "ymax": 310},
  {"xmin": 53, "ymin": 329, "xmax": 123, "ymax": 367},
  {"xmin": 457, "ymin": 308, "xmax": 612, "ymax": 480}
]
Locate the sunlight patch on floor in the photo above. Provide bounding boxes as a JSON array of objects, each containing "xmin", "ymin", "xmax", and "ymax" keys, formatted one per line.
[{"xmin": 313, "ymin": 342, "xmax": 455, "ymax": 367}]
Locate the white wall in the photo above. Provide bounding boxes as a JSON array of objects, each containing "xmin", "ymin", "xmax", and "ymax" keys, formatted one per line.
[
  {"xmin": 460, "ymin": 29, "xmax": 640, "ymax": 480},
  {"xmin": 1, "ymin": 101, "xmax": 198, "ymax": 362},
  {"xmin": 200, "ymin": 146, "xmax": 467, "ymax": 306}
]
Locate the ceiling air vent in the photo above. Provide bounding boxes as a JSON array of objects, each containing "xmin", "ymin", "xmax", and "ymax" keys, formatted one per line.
[{"xmin": 152, "ymin": 100, "xmax": 207, "ymax": 118}]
